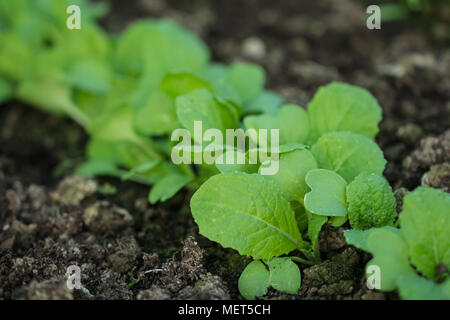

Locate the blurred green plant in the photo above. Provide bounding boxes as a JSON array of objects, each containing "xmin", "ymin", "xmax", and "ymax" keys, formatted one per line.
[
  {"xmin": 368, "ymin": 0, "xmax": 449, "ymax": 22},
  {"xmin": 0, "ymin": 0, "xmax": 285, "ymax": 203}
]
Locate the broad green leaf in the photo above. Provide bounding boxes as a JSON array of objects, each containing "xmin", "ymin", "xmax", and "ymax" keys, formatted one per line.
[
  {"xmin": 148, "ymin": 173, "xmax": 192, "ymax": 204},
  {"xmin": 133, "ymin": 89, "xmax": 179, "ymax": 135},
  {"xmin": 263, "ymin": 149, "xmax": 317, "ymax": 202},
  {"xmin": 311, "ymin": 131, "xmax": 386, "ymax": 183},
  {"xmin": 225, "ymin": 62, "xmax": 265, "ymax": 104},
  {"xmin": 399, "ymin": 187, "xmax": 450, "ymax": 280},
  {"xmin": 88, "ymin": 104, "xmax": 138, "ymax": 142},
  {"xmin": 160, "ymin": 72, "xmax": 212, "ymax": 99},
  {"xmin": 201, "ymin": 63, "xmax": 241, "ymax": 103},
  {"xmin": 244, "ymin": 90, "xmax": 283, "ymax": 115},
  {"xmin": 266, "ymin": 257, "xmax": 301, "ymax": 295},
  {"xmin": 190, "ymin": 173, "xmax": 305, "ymax": 260},
  {"xmin": 0, "ymin": 33, "xmax": 31, "ymax": 80},
  {"xmin": 133, "ymin": 72, "xmax": 214, "ymax": 136},
  {"xmin": 238, "ymin": 260, "xmax": 270, "ymax": 300},
  {"xmin": 244, "ymin": 104, "xmax": 310, "ymax": 145},
  {"xmin": 344, "ymin": 226, "xmax": 400, "ymax": 252},
  {"xmin": 114, "ymin": 19, "xmax": 209, "ymax": 76},
  {"xmin": 366, "ymin": 228, "xmax": 415, "ymax": 291},
  {"xmin": 346, "ymin": 172, "xmax": 397, "ymax": 230},
  {"xmin": 64, "ymin": 59, "xmax": 111, "ymax": 94},
  {"xmin": 176, "ymin": 89, "xmax": 238, "ymax": 142},
  {"xmin": 88, "ymin": 105, "xmax": 162, "ymax": 163},
  {"xmin": 215, "ymin": 149, "xmax": 260, "ymax": 174},
  {"xmin": 304, "ymin": 169, "xmax": 347, "ymax": 217},
  {"xmin": 397, "ymin": 275, "xmax": 450, "ymax": 300},
  {"xmin": 307, "ymin": 82, "xmax": 382, "ymax": 142}
]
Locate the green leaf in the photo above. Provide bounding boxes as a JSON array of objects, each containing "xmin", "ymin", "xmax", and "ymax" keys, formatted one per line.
[
  {"xmin": 0, "ymin": 77, "xmax": 12, "ymax": 103},
  {"xmin": 215, "ymin": 148, "xmax": 260, "ymax": 174},
  {"xmin": 121, "ymin": 160, "xmax": 161, "ymax": 181},
  {"xmin": 307, "ymin": 214, "xmax": 328, "ymax": 258},
  {"xmin": 266, "ymin": 257, "xmax": 301, "ymax": 295},
  {"xmin": 238, "ymin": 260, "xmax": 270, "ymax": 300},
  {"xmin": 304, "ymin": 169, "xmax": 347, "ymax": 217},
  {"xmin": 88, "ymin": 104, "xmax": 139, "ymax": 142},
  {"xmin": 114, "ymin": 19, "xmax": 209, "ymax": 76},
  {"xmin": 201, "ymin": 63, "xmax": 241, "ymax": 103},
  {"xmin": 238, "ymin": 257, "xmax": 301, "ymax": 300},
  {"xmin": 263, "ymin": 149, "xmax": 317, "ymax": 202},
  {"xmin": 311, "ymin": 131, "xmax": 386, "ymax": 183},
  {"xmin": 307, "ymin": 82, "xmax": 382, "ymax": 142},
  {"xmin": 133, "ymin": 72, "xmax": 215, "ymax": 136},
  {"xmin": 244, "ymin": 104, "xmax": 310, "ymax": 145},
  {"xmin": 149, "ymin": 173, "xmax": 192, "ymax": 204},
  {"xmin": 0, "ymin": 33, "xmax": 31, "ymax": 80},
  {"xmin": 160, "ymin": 72, "xmax": 212, "ymax": 99},
  {"xmin": 86, "ymin": 138, "xmax": 161, "ymax": 172},
  {"xmin": 292, "ymin": 202, "xmax": 308, "ymax": 233},
  {"xmin": 133, "ymin": 89, "xmax": 179, "ymax": 135},
  {"xmin": 399, "ymin": 187, "xmax": 450, "ymax": 280},
  {"xmin": 75, "ymin": 160, "xmax": 122, "ymax": 178},
  {"xmin": 190, "ymin": 172, "xmax": 305, "ymax": 260},
  {"xmin": 397, "ymin": 275, "xmax": 450, "ymax": 300},
  {"xmin": 344, "ymin": 226, "xmax": 400, "ymax": 252},
  {"xmin": 328, "ymin": 215, "xmax": 347, "ymax": 227},
  {"xmin": 244, "ymin": 90, "xmax": 283, "ymax": 115},
  {"xmin": 225, "ymin": 62, "xmax": 265, "ymax": 104},
  {"xmin": 346, "ymin": 172, "xmax": 397, "ymax": 230},
  {"xmin": 176, "ymin": 89, "xmax": 238, "ymax": 142},
  {"xmin": 16, "ymin": 79, "xmax": 89, "ymax": 127},
  {"xmin": 365, "ymin": 228, "xmax": 415, "ymax": 291},
  {"xmin": 64, "ymin": 59, "xmax": 111, "ymax": 94}
]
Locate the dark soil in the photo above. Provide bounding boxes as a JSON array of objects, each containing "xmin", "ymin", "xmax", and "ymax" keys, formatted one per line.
[{"xmin": 0, "ymin": 0, "xmax": 449, "ymax": 300}]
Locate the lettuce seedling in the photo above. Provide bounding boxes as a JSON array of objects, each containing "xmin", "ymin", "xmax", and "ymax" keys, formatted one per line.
[
  {"xmin": 239, "ymin": 257, "xmax": 301, "ymax": 300},
  {"xmin": 345, "ymin": 187, "xmax": 450, "ymax": 299},
  {"xmin": 189, "ymin": 81, "xmax": 402, "ymax": 299}
]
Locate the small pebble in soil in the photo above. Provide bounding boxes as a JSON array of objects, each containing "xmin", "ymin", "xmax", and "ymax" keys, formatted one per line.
[{"xmin": 242, "ymin": 36, "xmax": 266, "ymax": 60}]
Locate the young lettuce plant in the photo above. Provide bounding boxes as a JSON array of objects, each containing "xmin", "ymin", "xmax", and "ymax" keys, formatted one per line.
[
  {"xmin": 190, "ymin": 82, "xmax": 400, "ymax": 299},
  {"xmin": 344, "ymin": 187, "xmax": 450, "ymax": 300},
  {"xmin": 0, "ymin": 0, "xmax": 281, "ymax": 203},
  {"xmin": 75, "ymin": 20, "xmax": 280, "ymax": 203}
]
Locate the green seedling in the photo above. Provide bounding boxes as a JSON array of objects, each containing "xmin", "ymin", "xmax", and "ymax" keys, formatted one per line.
[{"xmin": 345, "ymin": 187, "xmax": 450, "ymax": 299}]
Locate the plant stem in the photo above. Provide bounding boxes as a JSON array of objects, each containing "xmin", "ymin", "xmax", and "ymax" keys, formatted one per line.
[{"xmin": 290, "ymin": 256, "xmax": 314, "ymax": 266}]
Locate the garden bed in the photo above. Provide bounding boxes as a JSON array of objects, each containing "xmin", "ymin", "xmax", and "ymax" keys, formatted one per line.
[{"xmin": 0, "ymin": 0, "xmax": 448, "ymax": 300}]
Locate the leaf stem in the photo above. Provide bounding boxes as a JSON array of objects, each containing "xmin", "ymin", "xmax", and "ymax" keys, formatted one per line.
[{"xmin": 290, "ymin": 256, "xmax": 315, "ymax": 266}]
